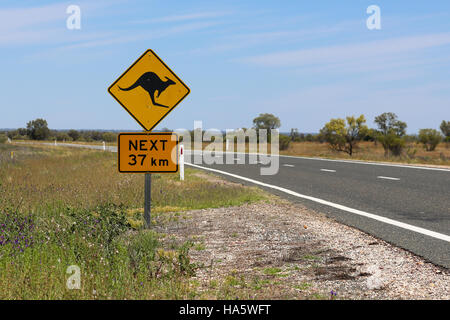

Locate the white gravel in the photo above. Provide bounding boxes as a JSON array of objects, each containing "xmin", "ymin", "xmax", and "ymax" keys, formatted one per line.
[{"xmin": 159, "ymin": 199, "xmax": 449, "ymax": 299}]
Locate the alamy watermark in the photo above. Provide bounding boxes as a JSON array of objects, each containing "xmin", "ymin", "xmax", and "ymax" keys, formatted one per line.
[
  {"xmin": 173, "ymin": 121, "xmax": 280, "ymax": 175},
  {"xmin": 366, "ymin": 5, "xmax": 381, "ymax": 30},
  {"xmin": 66, "ymin": 5, "xmax": 81, "ymax": 30},
  {"xmin": 66, "ymin": 265, "xmax": 81, "ymax": 289}
]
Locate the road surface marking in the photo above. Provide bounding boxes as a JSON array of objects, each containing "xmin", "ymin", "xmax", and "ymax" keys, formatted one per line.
[
  {"xmin": 185, "ymin": 162, "xmax": 450, "ymax": 244},
  {"xmin": 320, "ymin": 169, "xmax": 336, "ymax": 172},
  {"xmin": 277, "ymin": 154, "xmax": 450, "ymax": 172},
  {"xmin": 377, "ymin": 176, "xmax": 400, "ymax": 181},
  {"xmin": 283, "ymin": 164, "xmax": 295, "ymax": 167}
]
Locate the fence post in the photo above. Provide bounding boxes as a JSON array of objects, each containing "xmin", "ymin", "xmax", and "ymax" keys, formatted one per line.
[{"xmin": 180, "ymin": 144, "xmax": 184, "ymax": 181}]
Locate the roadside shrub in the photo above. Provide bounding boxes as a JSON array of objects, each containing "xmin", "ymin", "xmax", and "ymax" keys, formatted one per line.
[
  {"xmin": 418, "ymin": 129, "xmax": 442, "ymax": 151},
  {"xmin": 320, "ymin": 115, "xmax": 368, "ymax": 156},
  {"xmin": 128, "ymin": 231, "xmax": 160, "ymax": 277},
  {"xmin": 68, "ymin": 203, "xmax": 131, "ymax": 251},
  {"xmin": 0, "ymin": 209, "xmax": 36, "ymax": 256},
  {"xmin": 378, "ymin": 134, "xmax": 405, "ymax": 156},
  {"xmin": 374, "ymin": 112, "xmax": 407, "ymax": 157},
  {"xmin": 128, "ymin": 232, "xmax": 198, "ymax": 279},
  {"xmin": 279, "ymin": 134, "xmax": 291, "ymax": 150},
  {"xmin": 102, "ymin": 132, "xmax": 117, "ymax": 143},
  {"xmin": 440, "ymin": 120, "xmax": 450, "ymax": 139},
  {"xmin": 0, "ymin": 134, "xmax": 7, "ymax": 144}
]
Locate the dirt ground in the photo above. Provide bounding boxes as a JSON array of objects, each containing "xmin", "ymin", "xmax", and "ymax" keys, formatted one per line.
[{"xmin": 155, "ymin": 197, "xmax": 449, "ymax": 300}]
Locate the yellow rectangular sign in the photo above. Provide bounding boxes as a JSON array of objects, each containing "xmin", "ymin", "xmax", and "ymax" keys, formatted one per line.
[{"xmin": 118, "ymin": 132, "xmax": 178, "ymax": 173}]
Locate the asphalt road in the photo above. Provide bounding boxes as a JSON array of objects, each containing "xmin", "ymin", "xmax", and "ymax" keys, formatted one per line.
[
  {"xmin": 25, "ymin": 142, "xmax": 450, "ymax": 268},
  {"xmin": 185, "ymin": 152, "xmax": 450, "ymax": 269}
]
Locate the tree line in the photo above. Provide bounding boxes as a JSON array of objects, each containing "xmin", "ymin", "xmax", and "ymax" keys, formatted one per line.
[
  {"xmin": 2, "ymin": 115, "xmax": 449, "ymax": 157},
  {"xmin": 315, "ymin": 113, "xmax": 449, "ymax": 156},
  {"xmin": 2, "ymin": 119, "xmax": 118, "ymax": 143}
]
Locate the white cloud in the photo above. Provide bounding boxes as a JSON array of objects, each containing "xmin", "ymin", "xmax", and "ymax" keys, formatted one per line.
[
  {"xmin": 58, "ymin": 21, "xmax": 221, "ymax": 50},
  {"xmin": 132, "ymin": 11, "xmax": 231, "ymax": 24},
  {"xmin": 0, "ymin": 1, "xmax": 118, "ymax": 46},
  {"xmin": 0, "ymin": 3, "xmax": 66, "ymax": 30},
  {"xmin": 241, "ymin": 32, "xmax": 450, "ymax": 68}
]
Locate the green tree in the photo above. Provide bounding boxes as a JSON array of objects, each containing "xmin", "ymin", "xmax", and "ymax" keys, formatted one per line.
[
  {"xmin": 289, "ymin": 128, "xmax": 300, "ymax": 141},
  {"xmin": 374, "ymin": 112, "xmax": 407, "ymax": 156},
  {"xmin": 253, "ymin": 113, "xmax": 281, "ymax": 131},
  {"xmin": 418, "ymin": 129, "xmax": 442, "ymax": 151},
  {"xmin": 440, "ymin": 120, "xmax": 450, "ymax": 142},
  {"xmin": 68, "ymin": 129, "xmax": 80, "ymax": 141},
  {"xmin": 279, "ymin": 134, "xmax": 291, "ymax": 150},
  {"xmin": 320, "ymin": 115, "xmax": 368, "ymax": 156},
  {"xmin": 26, "ymin": 118, "xmax": 50, "ymax": 140},
  {"xmin": 102, "ymin": 132, "xmax": 117, "ymax": 143},
  {"xmin": 252, "ymin": 113, "xmax": 281, "ymax": 143},
  {"xmin": 56, "ymin": 131, "xmax": 71, "ymax": 141}
]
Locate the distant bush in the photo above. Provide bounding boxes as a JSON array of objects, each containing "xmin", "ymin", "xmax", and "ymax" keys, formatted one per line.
[
  {"xmin": 320, "ymin": 115, "xmax": 368, "ymax": 156},
  {"xmin": 68, "ymin": 129, "xmax": 80, "ymax": 141},
  {"xmin": 0, "ymin": 134, "xmax": 7, "ymax": 144},
  {"xmin": 374, "ymin": 112, "xmax": 407, "ymax": 157},
  {"xmin": 279, "ymin": 134, "xmax": 291, "ymax": 150},
  {"xmin": 102, "ymin": 132, "xmax": 117, "ymax": 143},
  {"xmin": 418, "ymin": 129, "xmax": 442, "ymax": 151},
  {"xmin": 440, "ymin": 120, "xmax": 449, "ymax": 136},
  {"xmin": 377, "ymin": 134, "xmax": 405, "ymax": 156},
  {"xmin": 26, "ymin": 118, "xmax": 50, "ymax": 140},
  {"xmin": 7, "ymin": 128, "xmax": 27, "ymax": 140},
  {"xmin": 56, "ymin": 132, "xmax": 71, "ymax": 142}
]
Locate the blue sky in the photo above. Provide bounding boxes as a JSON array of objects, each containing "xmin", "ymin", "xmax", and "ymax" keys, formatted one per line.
[{"xmin": 1, "ymin": 0, "xmax": 449, "ymax": 133}]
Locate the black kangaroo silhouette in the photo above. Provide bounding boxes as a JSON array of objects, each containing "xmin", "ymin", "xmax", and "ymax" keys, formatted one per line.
[{"xmin": 119, "ymin": 72, "xmax": 176, "ymax": 108}]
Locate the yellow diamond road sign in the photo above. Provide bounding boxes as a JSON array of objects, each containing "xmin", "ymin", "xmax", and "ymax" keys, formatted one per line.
[{"xmin": 108, "ymin": 49, "xmax": 190, "ymax": 131}]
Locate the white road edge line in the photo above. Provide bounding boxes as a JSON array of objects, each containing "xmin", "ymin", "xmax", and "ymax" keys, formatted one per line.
[
  {"xmin": 185, "ymin": 162, "xmax": 450, "ymax": 243},
  {"xmin": 320, "ymin": 169, "xmax": 336, "ymax": 172},
  {"xmin": 283, "ymin": 164, "xmax": 295, "ymax": 167},
  {"xmin": 377, "ymin": 176, "xmax": 401, "ymax": 181}
]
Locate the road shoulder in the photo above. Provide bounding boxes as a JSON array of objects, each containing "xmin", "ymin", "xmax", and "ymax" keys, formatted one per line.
[{"xmin": 156, "ymin": 198, "xmax": 449, "ymax": 299}]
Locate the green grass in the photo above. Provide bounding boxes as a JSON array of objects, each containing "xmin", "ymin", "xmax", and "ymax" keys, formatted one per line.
[
  {"xmin": 0, "ymin": 144, "xmax": 267, "ymax": 299},
  {"xmin": 263, "ymin": 267, "xmax": 283, "ymax": 275}
]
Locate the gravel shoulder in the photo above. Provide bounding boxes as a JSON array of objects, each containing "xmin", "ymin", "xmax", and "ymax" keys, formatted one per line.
[{"xmin": 156, "ymin": 198, "xmax": 449, "ymax": 300}]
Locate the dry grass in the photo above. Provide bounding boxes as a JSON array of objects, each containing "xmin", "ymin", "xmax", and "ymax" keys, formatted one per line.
[
  {"xmin": 193, "ymin": 140, "xmax": 450, "ymax": 166},
  {"xmin": 281, "ymin": 141, "xmax": 450, "ymax": 166},
  {"xmin": 0, "ymin": 143, "xmax": 267, "ymax": 299}
]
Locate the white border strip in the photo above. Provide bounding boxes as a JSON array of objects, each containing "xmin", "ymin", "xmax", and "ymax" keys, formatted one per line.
[{"xmin": 185, "ymin": 162, "xmax": 450, "ymax": 243}]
